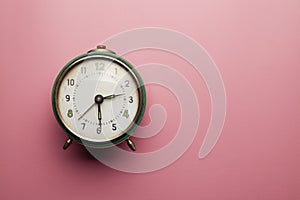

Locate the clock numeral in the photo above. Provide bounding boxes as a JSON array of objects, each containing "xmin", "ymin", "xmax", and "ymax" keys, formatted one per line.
[
  {"xmin": 65, "ymin": 95, "xmax": 70, "ymax": 102},
  {"xmin": 123, "ymin": 109, "xmax": 129, "ymax": 119},
  {"xmin": 112, "ymin": 123, "xmax": 117, "ymax": 131},
  {"xmin": 129, "ymin": 96, "xmax": 133, "ymax": 103},
  {"xmin": 97, "ymin": 127, "xmax": 101, "ymax": 134},
  {"xmin": 67, "ymin": 109, "xmax": 73, "ymax": 118},
  {"xmin": 95, "ymin": 62, "xmax": 105, "ymax": 71},
  {"xmin": 81, "ymin": 123, "xmax": 86, "ymax": 130},
  {"xmin": 124, "ymin": 80, "xmax": 130, "ymax": 87},
  {"xmin": 67, "ymin": 79, "xmax": 75, "ymax": 86},
  {"xmin": 81, "ymin": 66, "xmax": 86, "ymax": 74}
]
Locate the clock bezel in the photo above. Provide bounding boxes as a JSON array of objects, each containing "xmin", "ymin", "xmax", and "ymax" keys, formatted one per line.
[{"xmin": 51, "ymin": 51, "xmax": 146, "ymax": 148}]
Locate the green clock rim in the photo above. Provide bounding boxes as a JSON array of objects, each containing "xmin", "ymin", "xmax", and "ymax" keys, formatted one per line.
[{"xmin": 51, "ymin": 51, "xmax": 146, "ymax": 148}]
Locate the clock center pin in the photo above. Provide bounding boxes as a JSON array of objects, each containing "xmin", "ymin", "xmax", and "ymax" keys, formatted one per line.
[{"xmin": 94, "ymin": 94, "xmax": 104, "ymax": 104}]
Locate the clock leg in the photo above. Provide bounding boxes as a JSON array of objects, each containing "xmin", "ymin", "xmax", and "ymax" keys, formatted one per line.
[
  {"xmin": 63, "ymin": 138, "xmax": 73, "ymax": 150},
  {"xmin": 126, "ymin": 138, "xmax": 136, "ymax": 151}
]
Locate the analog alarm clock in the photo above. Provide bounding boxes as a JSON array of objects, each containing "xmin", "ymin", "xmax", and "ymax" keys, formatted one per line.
[{"xmin": 52, "ymin": 45, "xmax": 146, "ymax": 151}]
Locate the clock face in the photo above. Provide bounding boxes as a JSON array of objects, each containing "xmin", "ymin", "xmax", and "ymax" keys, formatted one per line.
[{"xmin": 53, "ymin": 54, "xmax": 144, "ymax": 145}]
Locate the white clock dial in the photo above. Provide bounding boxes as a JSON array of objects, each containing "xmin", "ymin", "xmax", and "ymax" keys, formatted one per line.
[{"xmin": 55, "ymin": 56, "xmax": 140, "ymax": 143}]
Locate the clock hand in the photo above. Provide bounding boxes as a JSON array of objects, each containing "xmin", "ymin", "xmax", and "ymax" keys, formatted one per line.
[
  {"xmin": 78, "ymin": 103, "xmax": 95, "ymax": 120},
  {"xmin": 97, "ymin": 103, "xmax": 102, "ymax": 122},
  {"xmin": 103, "ymin": 93, "xmax": 125, "ymax": 99},
  {"xmin": 94, "ymin": 95, "xmax": 104, "ymax": 132},
  {"xmin": 97, "ymin": 103, "xmax": 102, "ymax": 128}
]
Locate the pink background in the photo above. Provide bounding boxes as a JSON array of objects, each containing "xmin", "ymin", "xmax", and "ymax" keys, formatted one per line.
[{"xmin": 1, "ymin": 0, "xmax": 300, "ymax": 199}]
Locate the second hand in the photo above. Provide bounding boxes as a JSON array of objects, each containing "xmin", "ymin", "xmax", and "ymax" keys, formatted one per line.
[{"xmin": 78, "ymin": 103, "xmax": 95, "ymax": 120}]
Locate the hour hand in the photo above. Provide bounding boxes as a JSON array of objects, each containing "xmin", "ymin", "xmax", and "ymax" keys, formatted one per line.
[{"xmin": 103, "ymin": 93, "xmax": 124, "ymax": 99}]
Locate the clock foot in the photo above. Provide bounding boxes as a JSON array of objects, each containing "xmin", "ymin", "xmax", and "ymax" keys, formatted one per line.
[
  {"xmin": 63, "ymin": 138, "xmax": 73, "ymax": 150},
  {"xmin": 127, "ymin": 138, "xmax": 136, "ymax": 151}
]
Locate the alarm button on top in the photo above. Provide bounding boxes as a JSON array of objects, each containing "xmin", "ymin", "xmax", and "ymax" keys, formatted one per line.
[{"xmin": 87, "ymin": 45, "xmax": 116, "ymax": 54}]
